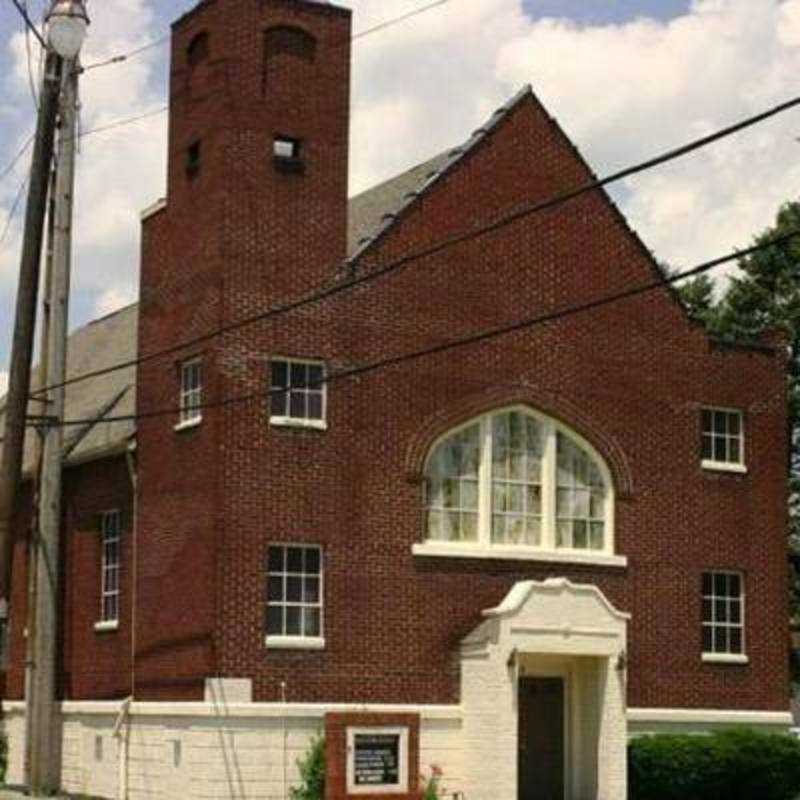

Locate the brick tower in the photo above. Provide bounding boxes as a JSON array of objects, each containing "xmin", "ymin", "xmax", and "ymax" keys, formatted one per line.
[{"xmin": 135, "ymin": 0, "xmax": 352, "ymax": 700}]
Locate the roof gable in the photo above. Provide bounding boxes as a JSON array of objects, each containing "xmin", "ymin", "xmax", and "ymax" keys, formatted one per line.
[{"xmin": 346, "ymin": 86, "xmax": 533, "ymax": 266}]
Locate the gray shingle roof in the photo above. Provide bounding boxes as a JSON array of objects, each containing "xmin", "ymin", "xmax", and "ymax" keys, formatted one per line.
[
  {"xmin": 0, "ymin": 302, "xmax": 138, "ymax": 473},
  {"xmin": 0, "ymin": 88, "xmax": 532, "ymax": 471},
  {"xmin": 346, "ymin": 86, "xmax": 532, "ymax": 266}
]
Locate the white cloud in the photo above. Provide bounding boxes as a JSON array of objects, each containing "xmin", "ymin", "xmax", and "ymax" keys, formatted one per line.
[
  {"xmin": 3, "ymin": 0, "xmax": 800, "ymax": 348},
  {"xmin": 0, "ymin": 0, "xmax": 167, "ymax": 327},
  {"xmin": 492, "ymin": 0, "xmax": 800, "ymax": 269},
  {"xmin": 0, "ymin": 370, "xmax": 7, "ymax": 396},
  {"xmin": 345, "ymin": 0, "xmax": 800, "ymax": 274},
  {"xmin": 94, "ymin": 286, "xmax": 135, "ymax": 319}
]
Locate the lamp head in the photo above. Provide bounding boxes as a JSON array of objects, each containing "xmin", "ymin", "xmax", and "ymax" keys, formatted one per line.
[{"xmin": 46, "ymin": 0, "xmax": 90, "ymax": 59}]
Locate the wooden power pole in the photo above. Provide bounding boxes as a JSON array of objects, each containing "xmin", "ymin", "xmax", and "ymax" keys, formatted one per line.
[
  {"xmin": 0, "ymin": 50, "xmax": 62, "ymax": 653},
  {"xmin": 27, "ymin": 59, "xmax": 79, "ymax": 795}
]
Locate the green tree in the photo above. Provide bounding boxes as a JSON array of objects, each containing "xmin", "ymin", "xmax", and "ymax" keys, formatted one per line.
[
  {"xmin": 677, "ymin": 201, "xmax": 800, "ymax": 625},
  {"xmin": 675, "ymin": 273, "xmax": 717, "ymax": 321}
]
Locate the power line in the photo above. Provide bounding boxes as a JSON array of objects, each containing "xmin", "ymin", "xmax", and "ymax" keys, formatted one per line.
[
  {"xmin": 0, "ymin": 134, "xmax": 35, "ymax": 186},
  {"xmin": 7, "ymin": 0, "xmax": 47, "ymax": 49},
  {"xmin": 60, "ymin": 0, "xmax": 456, "ymax": 144},
  {"xmin": 79, "ymin": 0, "xmax": 452, "ymax": 73},
  {"xmin": 76, "ymin": 107, "xmax": 168, "ymax": 139},
  {"xmin": 32, "ymin": 90, "xmax": 800, "ymax": 397},
  {"xmin": 23, "ymin": 1, "xmax": 39, "ymax": 111},
  {"xmin": 80, "ymin": 36, "xmax": 169, "ymax": 73},
  {"xmin": 352, "ymin": 0, "xmax": 449, "ymax": 40},
  {"xmin": 0, "ymin": 176, "xmax": 29, "ymax": 249},
  {"xmin": 27, "ymin": 230, "xmax": 800, "ymax": 429}
]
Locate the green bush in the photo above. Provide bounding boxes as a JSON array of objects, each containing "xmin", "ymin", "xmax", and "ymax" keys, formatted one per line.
[
  {"xmin": 290, "ymin": 735, "xmax": 325, "ymax": 800},
  {"xmin": 0, "ymin": 730, "xmax": 7, "ymax": 785},
  {"xmin": 629, "ymin": 729, "xmax": 800, "ymax": 800}
]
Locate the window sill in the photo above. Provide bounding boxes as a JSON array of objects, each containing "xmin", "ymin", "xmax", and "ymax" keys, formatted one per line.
[
  {"xmin": 701, "ymin": 460, "xmax": 747, "ymax": 475},
  {"xmin": 702, "ymin": 653, "xmax": 749, "ymax": 665},
  {"xmin": 265, "ymin": 636, "xmax": 325, "ymax": 651},
  {"xmin": 174, "ymin": 418, "xmax": 202, "ymax": 433},
  {"xmin": 411, "ymin": 542, "xmax": 628, "ymax": 568},
  {"xmin": 94, "ymin": 620, "xmax": 119, "ymax": 633},
  {"xmin": 270, "ymin": 417, "xmax": 327, "ymax": 431}
]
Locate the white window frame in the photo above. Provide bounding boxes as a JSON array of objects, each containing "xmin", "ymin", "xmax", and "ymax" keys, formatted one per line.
[
  {"xmin": 269, "ymin": 357, "xmax": 327, "ymax": 430},
  {"xmin": 413, "ymin": 406, "xmax": 625, "ymax": 567},
  {"xmin": 95, "ymin": 510, "xmax": 121, "ymax": 632},
  {"xmin": 701, "ymin": 570, "xmax": 747, "ymax": 664},
  {"xmin": 346, "ymin": 726, "xmax": 409, "ymax": 795},
  {"xmin": 265, "ymin": 544, "xmax": 324, "ymax": 650},
  {"xmin": 176, "ymin": 357, "xmax": 203, "ymax": 431},
  {"xmin": 273, "ymin": 135, "xmax": 300, "ymax": 159},
  {"xmin": 701, "ymin": 406, "xmax": 746, "ymax": 474}
]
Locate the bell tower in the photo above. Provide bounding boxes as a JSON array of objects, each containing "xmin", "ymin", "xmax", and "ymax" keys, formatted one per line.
[
  {"xmin": 133, "ymin": 0, "xmax": 352, "ymax": 700},
  {"xmin": 166, "ymin": 0, "xmax": 352, "ymax": 294}
]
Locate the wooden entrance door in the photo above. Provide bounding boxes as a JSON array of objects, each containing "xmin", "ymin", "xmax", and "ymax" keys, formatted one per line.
[{"xmin": 518, "ymin": 677, "xmax": 566, "ymax": 800}]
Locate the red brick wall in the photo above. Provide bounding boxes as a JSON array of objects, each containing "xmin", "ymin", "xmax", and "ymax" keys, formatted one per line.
[
  {"xmin": 5, "ymin": 0, "xmax": 791, "ymax": 718},
  {"xmin": 132, "ymin": 0, "xmax": 353, "ymax": 700},
  {"xmin": 206, "ymin": 85, "xmax": 789, "ymax": 712},
  {"xmin": 325, "ymin": 713, "xmax": 420, "ymax": 800},
  {"xmin": 6, "ymin": 457, "xmax": 133, "ymax": 700}
]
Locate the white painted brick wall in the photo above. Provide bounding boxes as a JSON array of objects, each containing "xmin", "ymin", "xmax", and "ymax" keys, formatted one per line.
[{"xmin": 1, "ymin": 703, "xmax": 462, "ymax": 800}]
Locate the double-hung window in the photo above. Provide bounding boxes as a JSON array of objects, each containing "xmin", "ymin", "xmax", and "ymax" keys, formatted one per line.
[
  {"xmin": 97, "ymin": 510, "xmax": 121, "ymax": 631},
  {"xmin": 266, "ymin": 544, "xmax": 324, "ymax": 649},
  {"xmin": 702, "ymin": 571, "xmax": 746, "ymax": 663},
  {"xmin": 178, "ymin": 357, "xmax": 203, "ymax": 428},
  {"xmin": 701, "ymin": 408, "xmax": 745, "ymax": 472},
  {"xmin": 270, "ymin": 358, "xmax": 326, "ymax": 428}
]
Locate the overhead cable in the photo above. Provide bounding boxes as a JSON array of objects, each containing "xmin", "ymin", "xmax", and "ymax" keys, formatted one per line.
[{"xmin": 32, "ymin": 91, "xmax": 800, "ymax": 396}]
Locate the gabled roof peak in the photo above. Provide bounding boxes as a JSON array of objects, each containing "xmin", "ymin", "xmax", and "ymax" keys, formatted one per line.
[{"xmin": 345, "ymin": 85, "xmax": 534, "ymax": 268}]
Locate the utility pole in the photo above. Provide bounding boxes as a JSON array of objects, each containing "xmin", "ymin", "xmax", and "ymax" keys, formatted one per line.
[
  {"xmin": 0, "ymin": 0, "xmax": 89, "ymax": 682},
  {"xmin": 28, "ymin": 56, "xmax": 79, "ymax": 794},
  {"xmin": 24, "ymin": 162, "xmax": 58, "ymax": 788},
  {"xmin": 0, "ymin": 47, "xmax": 62, "ymax": 642}
]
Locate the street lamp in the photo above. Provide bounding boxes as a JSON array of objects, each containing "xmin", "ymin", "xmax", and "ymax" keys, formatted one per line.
[{"xmin": 46, "ymin": 0, "xmax": 90, "ymax": 59}]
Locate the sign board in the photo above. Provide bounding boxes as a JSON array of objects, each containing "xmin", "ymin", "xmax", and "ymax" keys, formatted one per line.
[
  {"xmin": 346, "ymin": 726, "xmax": 409, "ymax": 795},
  {"xmin": 353, "ymin": 733, "xmax": 400, "ymax": 786}
]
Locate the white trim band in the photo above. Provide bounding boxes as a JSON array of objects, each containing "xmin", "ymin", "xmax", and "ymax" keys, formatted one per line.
[
  {"xmin": 265, "ymin": 635, "xmax": 325, "ymax": 650},
  {"xmin": 412, "ymin": 542, "xmax": 627, "ymax": 568},
  {"xmin": 701, "ymin": 460, "xmax": 748, "ymax": 475},
  {"xmin": 702, "ymin": 653, "xmax": 749, "ymax": 665},
  {"xmin": 270, "ymin": 417, "xmax": 327, "ymax": 431},
  {"xmin": 628, "ymin": 708, "xmax": 793, "ymax": 726},
  {"xmin": 1, "ymin": 700, "xmax": 462, "ymax": 721},
  {"xmin": 140, "ymin": 198, "xmax": 167, "ymax": 221}
]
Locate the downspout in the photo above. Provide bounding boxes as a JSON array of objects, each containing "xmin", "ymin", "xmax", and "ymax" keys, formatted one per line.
[
  {"xmin": 124, "ymin": 439, "xmax": 137, "ymax": 699},
  {"xmin": 120, "ymin": 438, "xmax": 137, "ymax": 800},
  {"xmin": 281, "ymin": 681, "xmax": 287, "ymax": 800},
  {"xmin": 112, "ymin": 695, "xmax": 132, "ymax": 800}
]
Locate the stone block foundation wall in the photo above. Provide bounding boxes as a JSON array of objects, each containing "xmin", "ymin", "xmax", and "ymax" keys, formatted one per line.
[
  {"xmin": 1, "ymin": 702, "xmax": 463, "ymax": 800},
  {"xmin": 0, "ymin": 701, "xmax": 792, "ymax": 799}
]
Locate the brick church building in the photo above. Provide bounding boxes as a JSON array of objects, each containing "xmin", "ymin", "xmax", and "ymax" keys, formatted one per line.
[{"xmin": 1, "ymin": 0, "xmax": 793, "ymax": 798}]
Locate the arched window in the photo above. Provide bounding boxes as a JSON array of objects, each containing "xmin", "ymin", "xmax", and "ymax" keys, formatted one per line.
[
  {"xmin": 424, "ymin": 407, "xmax": 614, "ymax": 556},
  {"xmin": 264, "ymin": 25, "xmax": 317, "ymax": 68},
  {"xmin": 187, "ymin": 32, "xmax": 210, "ymax": 68}
]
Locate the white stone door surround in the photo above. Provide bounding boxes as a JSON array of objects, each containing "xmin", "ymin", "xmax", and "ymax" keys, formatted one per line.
[{"xmin": 460, "ymin": 578, "xmax": 630, "ymax": 800}]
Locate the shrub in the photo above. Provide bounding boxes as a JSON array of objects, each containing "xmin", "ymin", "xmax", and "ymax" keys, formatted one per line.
[
  {"xmin": 629, "ymin": 729, "xmax": 800, "ymax": 800},
  {"xmin": 420, "ymin": 764, "xmax": 445, "ymax": 799},
  {"xmin": 290, "ymin": 735, "xmax": 325, "ymax": 800},
  {"xmin": 0, "ymin": 730, "xmax": 7, "ymax": 785}
]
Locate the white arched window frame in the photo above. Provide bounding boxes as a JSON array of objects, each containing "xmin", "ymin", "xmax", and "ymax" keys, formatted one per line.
[{"xmin": 413, "ymin": 406, "xmax": 626, "ymax": 568}]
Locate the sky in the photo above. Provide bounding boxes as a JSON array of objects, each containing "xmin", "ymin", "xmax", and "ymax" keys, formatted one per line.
[{"xmin": 0, "ymin": 0, "xmax": 799, "ymax": 397}]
